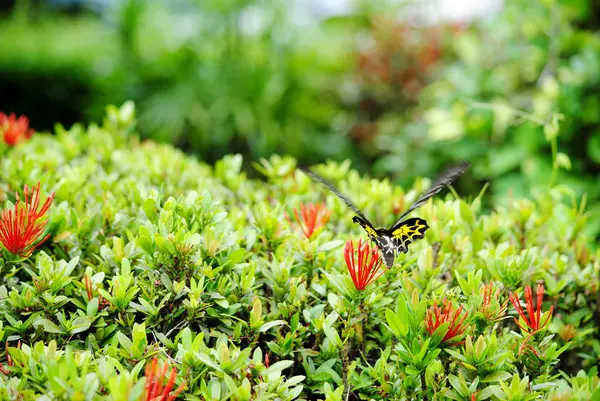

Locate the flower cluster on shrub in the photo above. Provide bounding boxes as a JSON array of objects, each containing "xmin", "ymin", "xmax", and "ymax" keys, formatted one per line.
[
  {"xmin": 0, "ymin": 112, "xmax": 34, "ymax": 147},
  {"xmin": 0, "ymin": 103, "xmax": 599, "ymax": 400},
  {"xmin": 0, "ymin": 182, "xmax": 54, "ymax": 259}
]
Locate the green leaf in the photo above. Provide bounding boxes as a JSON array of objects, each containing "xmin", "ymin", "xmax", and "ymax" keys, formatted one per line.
[
  {"xmin": 33, "ymin": 318, "xmax": 62, "ymax": 334},
  {"xmin": 258, "ymin": 320, "xmax": 287, "ymax": 333},
  {"xmin": 117, "ymin": 332, "xmax": 134, "ymax": 354},
  {"xmin": 263, "ymin": 360, "xmax": 294, "ymax": 377},
  {"xmin": 478, "ymin": 386, "xmax": 501, "ymax": 400},
  {"xmin": 323, "ymin": 324, "xmax": 343, "ymax": 349},
  {"xmin": 322, "ymin": 312, "xmax": 343, "ymax": 348},
  {"xmin": 415, "ymin": 338, "xmax": 431, "ymax": 365},
  {"xmin": 250, "ymin": 298, "xmax": 263, "ymax": 329},
  {"xmin": 227, "ymin": 248, "xmax": 247, "ymax": 265},
  {"xmin": 86, "ymin": 297, "xmax": 99, "ymax": 317},
  {"xmin": 97, "ymin": 289, "xmax": 115, "ymax": 305},
  {"xmin": 448, "ymin": 374, "xmax": 469, "ymax": 396},
  {"xmin": 70, "ymin": 317, "xmax": 92, "ymax": 334},
  {"xmin": 229, "ymin": 348, "xmax": 252, "ymax": 372},
  {"xmin": 428, "ymin": 322, "xmax": 450, "ymax": 348},
  {"xmin": 317, "ymin": 240, "xmax": 344, "ymax": 253},
  {"xmin": 422, "ymin": 349, "xmax": 441, "ymax": 366},
  {"xmin": 385, "ymin": 308, "xmax": 408, "ymax": 338},
  {"xmin": 482, "ymin": 371, "xmax": 512, "ymax": 383},
  {"xmin": 198, "ymin": 353, "xmax": 223, "ymax": 372},
  {"xmin": 445, "ymin": 349, "xmax": 468, "ymax": 363}
]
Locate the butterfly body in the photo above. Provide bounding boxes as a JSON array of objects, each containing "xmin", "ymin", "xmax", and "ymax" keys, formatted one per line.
[
  {"xmin": 352, "ymin": 216, "xmax": 429, "ymax": 267},
  {"xmin": 301, "ymin": 161, "xmax": 470, "ymax": 268}
]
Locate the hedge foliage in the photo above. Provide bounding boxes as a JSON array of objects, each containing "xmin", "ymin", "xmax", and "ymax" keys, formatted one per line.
[
  {"xmin": 0, "ymin": 103, "xmax": 599, "ymax": 400},
  {"xmin": 2, "ymin": 0, "xmax": 600, "ymax": 239}
]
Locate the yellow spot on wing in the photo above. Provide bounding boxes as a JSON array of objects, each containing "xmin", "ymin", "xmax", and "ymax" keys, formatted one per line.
[
  {"xmin": 364, "ymin": 225, "xmax": 377, "ymax": 237},
  {"xmin": 392, "ymin": 221, "xmax": 427, "ymax": 239},
  {"xmin": 356, "ymin": 219, "xmax": 379, "ymax": 240}
]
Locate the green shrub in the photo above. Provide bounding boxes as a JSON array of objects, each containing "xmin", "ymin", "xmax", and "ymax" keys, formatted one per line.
[{"xmin": 0, "ymin": 102, "xmax": 598, "ymax": 400}]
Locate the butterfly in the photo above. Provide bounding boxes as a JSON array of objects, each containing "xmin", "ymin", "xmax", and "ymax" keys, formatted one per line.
[{"xmin": 300, "ymin": 161, "xmax": 471, "ymax": 268}]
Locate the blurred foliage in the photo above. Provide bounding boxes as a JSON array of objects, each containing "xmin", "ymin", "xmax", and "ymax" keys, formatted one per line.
[
  {"xmin": 1, "ymin": 0, "xmax": 600, "ymax": 237},
  {"xmin": 405, "ymin": 0, "xmax": 600, "ymax": 236}
]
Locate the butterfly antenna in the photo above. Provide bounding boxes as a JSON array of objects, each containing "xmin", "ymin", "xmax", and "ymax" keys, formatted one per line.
[{"xmin": 298, "ymin": 165, "xmax": 371, "ymax": 224}]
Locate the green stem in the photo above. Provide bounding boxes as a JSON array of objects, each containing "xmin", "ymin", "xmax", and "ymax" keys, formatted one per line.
[
  {"xmin": 357, "ymin": 300, "xmax": 367, "ymax": 357},
  {"xmin": 342, "ymin": 296, "xmax": 363, "ymax": 401},
  {"xmin": 342, "ymin": 343, "xmax": 350, "ymax": 401},
  {"xmin": 466, "ymin": 100, "xmax": 546, "ymax": 125},
  {"xmin": 549, "ymin": 136, "xmax": 558, "ymax": 187}
]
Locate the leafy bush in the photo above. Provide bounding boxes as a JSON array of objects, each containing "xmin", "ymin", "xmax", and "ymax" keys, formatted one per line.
[{"xmin": 0, "ymin": 102, "xmax": 599, "ymax": 400}]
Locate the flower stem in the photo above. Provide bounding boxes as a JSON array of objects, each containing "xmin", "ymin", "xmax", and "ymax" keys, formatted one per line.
[
  {"xmin": 357, "ymin": 300, "xmax": 367, "ymax": 357},
  {"xmin": 342, "ymin": 342, "xmax": 350, "ymax": 401}
]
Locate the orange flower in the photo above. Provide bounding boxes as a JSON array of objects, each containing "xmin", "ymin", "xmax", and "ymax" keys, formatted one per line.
[
  {"xmin": 344, "ymin": 238, "xmax": 385, "ymax": 291},
  {"xmin": 0, "ymin": 112, "xmax": 34, "ymax": 146},
  {"xmin": 143, "ymin": 358, "xmax": 186, "ymax": 401},
  {"xmin": 425, "ymin": 299, "xmax": 468, "ymax": 346},
  {"xmin": 0, "ymin": 182, "xmax": 55, "ymax": 257},
  {"xmin": 292, "ymin": 202, "xmax": 331, "ymax": 239},
  {"xmin": 508, "ymin": 284, "xmax": 553, "ymax": 334}
]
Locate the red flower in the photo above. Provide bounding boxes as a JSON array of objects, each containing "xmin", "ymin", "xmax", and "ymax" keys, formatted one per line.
[
  {"xmin": 0, "ymin": 341, "xmax": 18, "ymax": 376},
  {"xmin": 292, "ymin": 202, "xmax": 331, "ymax": 239},
  {"xmin": 344, "ymin": 239, "xmax": 385, "ymax": 291},
  {"xmin": 425, "ymin": 299, "xmax": 468, "ymax": 346},
  {"xmin": 143, "ymin": 358, "xmax": 186, "ymax": 401},
  {"xmin": 0, "ymin": 112, "xmax": 34, "ymax": 146},
  {"xmin": 0, "ymin": 182, "xmax": 55, "ymax": 257},
  {"xmin": 480, "ymin": 282, "xmax": 508, "ymax": 323},
  {"xmin": 508, "ymin": 284, "xmax": 553, "ymax": 334}
]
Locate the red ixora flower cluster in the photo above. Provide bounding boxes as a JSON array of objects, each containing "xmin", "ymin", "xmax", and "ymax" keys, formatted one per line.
[
  {"xmin": 291, "ymin": 202, "xmax": 331, "ymax": 239},
  {"xmin": 143, "ymin": 358, "xmax": 186, "ymax": 401},
  {"xmin": 425, "ymin": 299, "xmax": 469, "ymax": 346},
  {"xmin": 344, "ymin": 238, "xmax": 385, "ymax": 291},
  {"xmin": 508, "ymin": 284, "xmax": 553, "ymax": 334},
  {"xmin": 0, "ymin": 112, "xmax": 34, "ymax": 146},
  {"xmin": 0, "ymin": 182, "xmax": 55, "ymax": 258}
]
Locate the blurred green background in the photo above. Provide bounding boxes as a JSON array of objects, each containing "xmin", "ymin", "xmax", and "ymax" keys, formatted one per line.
[{"xmin": 1, "ymin": 0, "xmax": 599, "ymax": 236}]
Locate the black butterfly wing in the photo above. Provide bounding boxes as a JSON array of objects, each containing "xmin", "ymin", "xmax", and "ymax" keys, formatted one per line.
[
  {"xmin": 389, "ymin": 217, "xmax": 429, "ymax": 253},
  {"xmin": 299, "ymin": 166, "xmax": 374, "ymax": 226},
  {"xmin": 352, "ymin": 216, "xmax": 380, "ymax": 243},
  {"xmin": 390, "ymin": 161, "xmax": 470, "ymax": 232}
]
